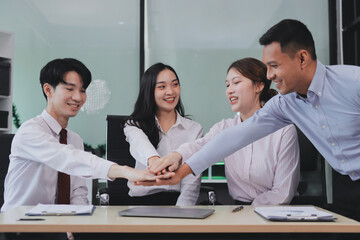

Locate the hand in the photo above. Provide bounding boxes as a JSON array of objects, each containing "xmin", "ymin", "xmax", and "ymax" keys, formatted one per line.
[
  {"xmin": 136, "ymin": 163, "xmax": 193, "ymax": 186},
  {"xmin": 107, "ymin": 164, "xmax": 174, "ymax": 181},
  {"xmin": 134, "ymin": 172, "xmax": 182, "ymax": 186},
  {"xmin": 67, "ymin": 232, "xmax": 74, "ymax": 240},
  {"xmin": 148, "ymin": 152, "xmax": 182, "ymax": 174},
  {"xmin": 125, "ymin": 167, "xmax": 175, "ymax": 182}
]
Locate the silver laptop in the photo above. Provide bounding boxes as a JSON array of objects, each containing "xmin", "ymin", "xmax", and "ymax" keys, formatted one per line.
[{"xmin": 118, "ymin": 207, "xmax": 215, "ymax": 219}]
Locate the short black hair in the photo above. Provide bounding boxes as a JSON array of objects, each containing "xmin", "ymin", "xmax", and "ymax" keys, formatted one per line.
[
  {"xmin": 259, "ymin": 19, "xmax": 317, "ymax": 60},
  {"xmin": 39, "ymin": 58, "xmax": 92, "ymax": 99}
]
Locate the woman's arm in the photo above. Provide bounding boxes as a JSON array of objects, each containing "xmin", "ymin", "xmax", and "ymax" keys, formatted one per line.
[{"xmin": 124, "ymin": 123, "xmax": 160, "ymax": 166}]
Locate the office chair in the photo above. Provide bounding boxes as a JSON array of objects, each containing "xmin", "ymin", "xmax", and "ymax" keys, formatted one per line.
[
  {"xmin": 290, "ymin": 127, "xmax": 327, "ymax": 207},
  {"xmin": 0, "ymin": 133, "xmax": 14, "ymax": 207},
  {"xmin": 102, "ymin": 115, "xmax": 180, "ymax": 205}
]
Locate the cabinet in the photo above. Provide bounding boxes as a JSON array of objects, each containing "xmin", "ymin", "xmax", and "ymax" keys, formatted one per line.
[{"xmin": 0, "ymin": 31, "xmax": 14, "ymax": 133}]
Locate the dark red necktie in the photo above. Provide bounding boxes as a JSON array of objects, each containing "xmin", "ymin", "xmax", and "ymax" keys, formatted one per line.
[{"xmin": 57, "ymin": 128, "xmax": 70, "ymax": 204}]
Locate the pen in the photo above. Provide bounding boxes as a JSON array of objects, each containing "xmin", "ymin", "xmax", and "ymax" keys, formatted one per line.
[
  {"xmin": 232, "ymin": 206, "xmax": 244, "ymax": 213},
  {"xmin": 18, "ymin": 218, "xmax": 45, "ymax": 221}
]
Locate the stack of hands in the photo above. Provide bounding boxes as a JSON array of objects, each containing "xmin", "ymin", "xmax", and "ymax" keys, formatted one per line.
[{"xmin": 135, "ymin": 152, "xmax": 186, "ymax": 186}]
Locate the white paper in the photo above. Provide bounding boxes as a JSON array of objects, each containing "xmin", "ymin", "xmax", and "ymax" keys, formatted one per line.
[
  {"xmin": 26, "ymin": 204, "xmax": 94, "ymax": 216},
  {"xmin": 255, "ymin": 206, "xmax": 335, "ymax": 221}
]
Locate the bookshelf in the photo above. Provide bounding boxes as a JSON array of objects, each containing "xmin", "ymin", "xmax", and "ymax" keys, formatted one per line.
[{"xmin": 0, "ymin": 31, "xmax": 14, "ymax": 133}]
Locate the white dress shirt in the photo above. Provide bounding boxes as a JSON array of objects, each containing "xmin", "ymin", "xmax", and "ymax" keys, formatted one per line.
[
  {"xmin": 176, "ymin": 115, "xmax": 300, "ymax": 205},
  {"xmin": 1, "ymin": 110, "xmax": 115, "ymax": 212},
  {"xmin": 124, "ymin": 112, "xmax": 203, "ymax": 206}
]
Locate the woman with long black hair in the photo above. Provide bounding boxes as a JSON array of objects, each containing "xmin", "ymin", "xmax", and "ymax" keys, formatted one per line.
[{"xmin": 124, "ymin": 63, "xmax": 203, "ymax": 206}]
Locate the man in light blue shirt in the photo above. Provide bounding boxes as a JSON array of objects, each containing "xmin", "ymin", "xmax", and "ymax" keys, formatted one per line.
[{"xmin": 139, "ymin": 19, "xmax": 360, "ymax": 221}]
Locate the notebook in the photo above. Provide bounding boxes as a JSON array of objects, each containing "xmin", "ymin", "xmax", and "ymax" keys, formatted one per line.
[
  {"xmin": 26, "ymin": 204, "xmax": 95, "ymax": 216},
  {"xmin": 118, "ymin": 207, "xmax": 214, "ymax": 219},
  {"xmin": 254, "ymin": 206, "xmax": 336, "ymax": 222}
]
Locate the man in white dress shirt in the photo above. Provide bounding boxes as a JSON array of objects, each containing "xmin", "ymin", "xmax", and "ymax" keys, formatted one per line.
[{"xmin": 1, "ymin": 58, "xmax": 169, "ymax": 214}]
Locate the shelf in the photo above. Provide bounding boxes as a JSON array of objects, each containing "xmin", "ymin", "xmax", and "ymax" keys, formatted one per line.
[{"xmin": 0, "ymin": 30, "xmax": 13, "ymax": 133}]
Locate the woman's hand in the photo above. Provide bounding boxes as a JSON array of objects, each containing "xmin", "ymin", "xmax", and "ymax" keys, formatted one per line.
[
  {"xmin": 148, "ymin": 152, "xmax": 183, "ymax": 174},
  {"xmin": 135, "ymin": 163, "xmax": 193, "ymax": 186}
]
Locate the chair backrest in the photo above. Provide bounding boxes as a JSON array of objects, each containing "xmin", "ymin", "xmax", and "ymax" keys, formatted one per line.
[
  {"xmin": 106, "ymin": 115, "xmax": 135, "ymax": 205},
  {"xmin": 291, "ymin": 127, "xmax": 327, "ymax": 207},
  {"xmin": 0, "ymin": 133, "xmax": 14, "ymax": 207},
  {"xmin": 105, "ymin": 115, "xmax": 181, "ymax": 205}
]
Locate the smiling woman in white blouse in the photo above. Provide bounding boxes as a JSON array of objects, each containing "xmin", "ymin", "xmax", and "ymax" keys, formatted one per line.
[
  {"xmin": 144, "ymin": 58, "xmax": 300, "ymax": 206},
  {"xmin": 123, "ymin": 63, "xmax": 203, "ymax": 206}
]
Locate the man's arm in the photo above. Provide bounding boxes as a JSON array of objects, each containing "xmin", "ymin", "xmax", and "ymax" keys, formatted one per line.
[{"xmin": 107, "ymin": 164, "xmax": 174, "ymax": 182}]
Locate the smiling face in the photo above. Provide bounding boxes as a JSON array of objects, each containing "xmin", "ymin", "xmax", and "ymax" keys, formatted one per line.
[
  {"xmin": 44, "ymin": 71, "xmax": 86, "ymax": 128},
  {"xmin": 154, "ymin": 69, "xmax": 180, "ymax": 114},
  {"xmin": 262, "ymin": 42, "xmax": 307, "ymax": 95},
  {"xmin": 226, "ymin": 68, "xmax": 262, "ymax": 118}
]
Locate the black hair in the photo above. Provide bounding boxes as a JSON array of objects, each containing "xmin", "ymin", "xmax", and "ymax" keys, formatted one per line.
[
  {"xmin": 40, "ymin": 58, "xmax": 92, "ymax": 100},
  {"xmin": 227, "ymin": 58, "xmax": 277, "ymax": 106},
  {"xmin": 259, "ymin": 19, "xmax": 317, "ymax": 60},
  {"xmin": 126, "ymin": 63, "xmax": 185, "ymax": 148}
]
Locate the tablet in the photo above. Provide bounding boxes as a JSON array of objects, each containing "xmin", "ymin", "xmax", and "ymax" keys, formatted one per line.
[{"xmin": 118, "ymin": 207, "xmax": 215, "ymax": 219}]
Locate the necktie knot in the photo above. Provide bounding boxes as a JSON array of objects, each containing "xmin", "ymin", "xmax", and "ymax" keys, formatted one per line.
[{"xmin": 59, "ymin": 128, "xmax": 67, "ymax": 144}]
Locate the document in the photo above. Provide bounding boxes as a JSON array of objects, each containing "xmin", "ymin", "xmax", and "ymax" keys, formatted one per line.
[
  {"xmin": 254, "ymin": 206, "xmax": 336, "ymax": 221},
  {"xmin": 25, "ymin": 204, "xmax": 95, "ymax": 216}
]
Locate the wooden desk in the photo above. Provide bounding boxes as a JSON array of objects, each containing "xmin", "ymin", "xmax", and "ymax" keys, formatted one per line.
[{"xmin": 0, "ymin": 205, "xmax": 359, "ymax": 239}]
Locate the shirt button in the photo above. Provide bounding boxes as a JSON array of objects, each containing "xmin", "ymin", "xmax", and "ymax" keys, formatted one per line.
[
  {"xmin": 331, "ymin": 142, "xmax": 335, "ymax": 146},
  {"xmin": 351, "ymin": 172, "xmax": 355, "ymax": 176},
  {"xmin": 341, "ymin": 159, "xmax": 345, "ymax": 163},
  {"xmin": 318, "ymin": 91, "xmax": 322, "ymax": 96},
  {"xmin": 314, "ymin": 105, "xmax": 319, "ymax": 109},
  {"xmin": 322, "ymin": 125, "xmax": 326, "ymax": 129}
]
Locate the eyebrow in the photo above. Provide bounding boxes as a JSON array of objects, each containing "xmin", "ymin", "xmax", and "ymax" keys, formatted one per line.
[
  {"xmin": 266, "ymin": 60, "xmax": 278, "ymax": 65},
  {"xmin": 62, "ymin": 81, "xmax": 76, "ymax": 87},
  {"xmin": 156, "ymin": 79, "xmax": 178, "ymax": 84},
  {"xmin": 225, "ymin": 76, "xmax": 240, "ymax": 82},
  {"xmin": 62, "ymin": 81, "xmax": 85, "ymax": 89}
]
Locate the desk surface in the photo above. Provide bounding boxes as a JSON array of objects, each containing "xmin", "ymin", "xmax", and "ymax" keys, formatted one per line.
[{"xmin": 0, "ymin": 205, "xmax": 359, "ymax": 233}]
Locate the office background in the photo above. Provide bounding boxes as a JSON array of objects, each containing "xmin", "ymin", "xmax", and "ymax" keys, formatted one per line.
[{"xmin": 0, "ymin": 0, "xmax": 330, "ymax": 148}]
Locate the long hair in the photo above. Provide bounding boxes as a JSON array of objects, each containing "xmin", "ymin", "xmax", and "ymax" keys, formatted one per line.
[
  {"xmin": 227, "ymin": 58, "xmax": 277, "ymax": 106},
  {"xmin": 126, "ymin": 63, "xmax": 185, "ymax": 148}
]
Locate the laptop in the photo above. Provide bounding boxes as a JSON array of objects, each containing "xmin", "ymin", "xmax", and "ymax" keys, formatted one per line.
[{"xmin": 118, "ymin": 207, "xmax": 215, "ymax": 219}]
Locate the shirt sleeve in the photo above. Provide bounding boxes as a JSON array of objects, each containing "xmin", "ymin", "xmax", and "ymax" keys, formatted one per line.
[
  {"xmin": 14, "ymin": 126, "xmax": 114, "ymax": 180},
  {"xmin": 252, "ymin": 125, "xmax": 300, "ymax": 205},
  {"xmin": 70, "ymin": 138, "xmax": 89, "ymax": 205},
  {"xmin": 176, "ymin": 122, "xmax": 203, "ymax": 206},
  {"xmin": 176, "ymin": 120, "xmax": 225, "ymax": 161},
  {"xmin": 123, "ymin": 123, "xmax": 160, "ymax": 166},
  {"xmin": 186, "ymin": 96, "xmax": 291, "ymax": 176},
  {"xmin": 70, "ymin": 177, "xmax": 89, "ymax": 205}
]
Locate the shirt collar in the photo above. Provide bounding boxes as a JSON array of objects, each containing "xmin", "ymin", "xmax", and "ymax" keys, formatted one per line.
[
  {"xmin": 41, "ymin": 109, "xmax": 64, "ymax": 135},
  {"xmin": 306, "ymin": 60, "xmax": 326, "ymax": 99},
  {"xmin": 155, "ymin": 111, "xmax": 185, "ymax": 133}
]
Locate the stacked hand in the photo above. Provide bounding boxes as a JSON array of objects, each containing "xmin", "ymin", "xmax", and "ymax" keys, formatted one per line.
[
  {"xmin": 134, "ymin": 152, "xmax": 193, "ymax": 186},
  {"xmin": 148, "ymin": 152, "xmax": 183, "ymax": 175}
]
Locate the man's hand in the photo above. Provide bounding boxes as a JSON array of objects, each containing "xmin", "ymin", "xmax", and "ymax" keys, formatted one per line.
[
  {"xmin": 107, "ymin": 164, "xmax": 174, "ymax": 181},
  {"xmin": 148, "ymin": 152, "xmax": 183, "ymax": 174},
  {"xmin": 135, "ymin": 163, "xmax": 193, "ymax": 186},
  {"xmin": 125, "ymin": 167, "xmax": 174, "ymax": 182}
]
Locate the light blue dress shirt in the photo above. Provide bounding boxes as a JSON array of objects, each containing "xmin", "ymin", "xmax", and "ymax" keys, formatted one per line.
[{"xmin": 186, "ymin": 61, "xmax": 360, "ymax": 180}]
